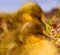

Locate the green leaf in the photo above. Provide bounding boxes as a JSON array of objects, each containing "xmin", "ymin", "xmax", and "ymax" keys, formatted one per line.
[
  {"xmin": 44, "ymin": 23, "xmax": 51, "ymax": 34},
  {"xmin": 46, "ymin": 16, "xmax": 56, "ymax": 25}
]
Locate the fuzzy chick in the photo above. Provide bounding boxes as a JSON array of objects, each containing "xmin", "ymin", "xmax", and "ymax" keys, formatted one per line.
[{"xmin": 9, "ymin": 2, "xmax": 58, "ymax": 55}]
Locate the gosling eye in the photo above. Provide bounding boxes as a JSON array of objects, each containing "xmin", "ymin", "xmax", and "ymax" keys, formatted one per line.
[
  {"xmin": 35, "ymin": 15, "xmax": 40, "ymax": 20},
  {"xmin": 35, "ymin": 15, "xmax": 42, "ymax": 21},
  {"xmin": 36, "ymin": 16, "xmax": 41, "ymax": 22},
  {"xmin": 37, "ymin": 16, "xmax": 40, "ymax": 20}
]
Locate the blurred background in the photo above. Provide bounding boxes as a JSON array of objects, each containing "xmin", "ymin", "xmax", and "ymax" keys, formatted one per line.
[{"xmin": 0, "ymin": 0, "xmax": 60, "ymax": 12}]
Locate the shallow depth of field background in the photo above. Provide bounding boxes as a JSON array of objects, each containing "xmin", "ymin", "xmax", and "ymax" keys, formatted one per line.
[{"xmin": 0, "ymin": 0, "xmax": 60, "ymax": 12}]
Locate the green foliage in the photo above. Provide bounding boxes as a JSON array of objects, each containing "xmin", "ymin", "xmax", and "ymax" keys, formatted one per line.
[
  {"xmin": 46, "ymin": 16, "xmax": 56, "ymax": 25},
  {"xmin": 55, "ymin": 34, "xmax": 60, "ymax": 38},
  {"xmin": 44, "ymin": 23, "xmax": 51, "ymax": 34},
  {"xmin": 44, "ymin": 16, "xmax": 56, "ymax": 34}
]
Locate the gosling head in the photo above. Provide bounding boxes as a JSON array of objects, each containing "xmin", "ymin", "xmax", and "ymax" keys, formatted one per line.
[{"xmin": 17, "ymin": 2, "xmax": 46, "ymax": 31}]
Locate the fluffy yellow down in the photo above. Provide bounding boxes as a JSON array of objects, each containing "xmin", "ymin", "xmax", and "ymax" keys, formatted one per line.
[{"xmin": 9, "ymin": 35, "xmax": 57, "ymax": 55}]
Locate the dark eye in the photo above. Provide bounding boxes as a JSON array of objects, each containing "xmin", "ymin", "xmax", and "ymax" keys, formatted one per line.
[
  {"xmin": 37, "ymin": 16, "xmax": 40, "ymax": 19},
  {"xmin": 34, "ymin": 15, "xmax": 42, "ymax": 24},
  {"xmin": 35, "ymin": 16, "xmax": 42, "ymax": 22},
  {"xmin": 35, "ymin": 16, "xmax": 41, "ymax": 20}
]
